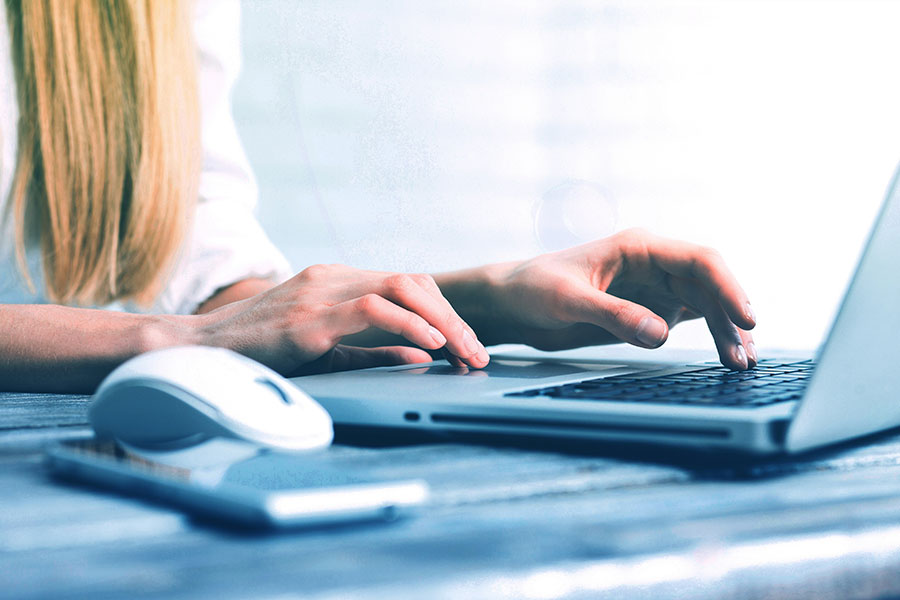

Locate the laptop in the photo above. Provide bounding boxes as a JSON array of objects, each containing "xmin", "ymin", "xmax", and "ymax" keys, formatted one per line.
[{"xmin": 293, "ymin": 164, "xmax": 900, "ymax": 455}]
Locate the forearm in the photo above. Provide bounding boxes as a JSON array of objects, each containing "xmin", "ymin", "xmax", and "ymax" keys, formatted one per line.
[
  {"xmin": 0, "ymin": 305, "xmax": 199, "ymax": 393},
  {"xmin": 0, "ymin": 279, "xmax": 279, "ymax": 393}
]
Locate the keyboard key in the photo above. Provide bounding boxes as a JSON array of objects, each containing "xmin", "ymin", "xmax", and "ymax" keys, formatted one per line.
[{"xmin": 506, "ymin": 360, "xmax": 815, "ymax": 408}]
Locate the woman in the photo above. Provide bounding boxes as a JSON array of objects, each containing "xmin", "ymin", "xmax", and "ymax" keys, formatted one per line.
[{"xmin": 0, "ymin": 0, "xmax": 756, "ymax": 393}]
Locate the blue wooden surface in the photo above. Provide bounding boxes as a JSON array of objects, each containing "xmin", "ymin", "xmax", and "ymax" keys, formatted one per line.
[{"xmin": 5, "ymin": 392, "xmax": 900, "ymax": 599}]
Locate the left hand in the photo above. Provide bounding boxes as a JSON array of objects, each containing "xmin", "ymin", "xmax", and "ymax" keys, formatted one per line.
[{"xmin": 482, "ymin": 228, "xmax": 757, "ymax": 370}]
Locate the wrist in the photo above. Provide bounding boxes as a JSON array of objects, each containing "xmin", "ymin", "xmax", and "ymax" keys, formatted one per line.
[{"xmin": 135, "ymin": 313, "xmax": 207, "ymax": 354}]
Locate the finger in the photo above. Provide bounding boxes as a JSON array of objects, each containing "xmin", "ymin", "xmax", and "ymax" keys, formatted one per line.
[
  {"xmin": 668, "ymin": 276, "xmax": 750, "ymax": 370},
  {"xmin": 442, "ymin": 347, "xmax": 467, "ymax": 368},
  {"xmin": 379, "ymin": 274, "xmax": 489, "ymax": 368},
  {"xmin": 556, "ymin": 280, "xmax": 670, "ymax": 349},
  {"xmin": 327, "ymin": 294, "xmax": 449, "ymax": 352},
  {"xmin": 738, "ymin": 328, "xmax": 758, "ymax": 368},
  {"xmin": 329, "ymin": 345, "xmax": 434, "ymax": 371},
  {"xmin": 643, "ymin": 235, "xmax": 756, "ymax": 330}
]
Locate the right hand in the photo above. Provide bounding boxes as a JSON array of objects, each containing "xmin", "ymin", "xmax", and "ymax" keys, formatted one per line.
[{"xmin": 194, "ymin": 264, "xmax": 490, "ymax": 375}]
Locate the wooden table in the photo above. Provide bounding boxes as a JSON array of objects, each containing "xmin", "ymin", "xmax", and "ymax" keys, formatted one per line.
[{"xmin": 6, "ymin": 385, "xmax": 900, "ymax": 600}]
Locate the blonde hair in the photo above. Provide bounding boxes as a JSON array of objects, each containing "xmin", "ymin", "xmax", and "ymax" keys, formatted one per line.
[{"xmin": 4, "ymin": 0, "xmax": 201, "ymax": 306}]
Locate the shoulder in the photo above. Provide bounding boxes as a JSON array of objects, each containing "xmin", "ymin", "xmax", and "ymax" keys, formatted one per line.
[{"xmin": 193, "ymin": 0, "xmax": 243, "ymax": 81}]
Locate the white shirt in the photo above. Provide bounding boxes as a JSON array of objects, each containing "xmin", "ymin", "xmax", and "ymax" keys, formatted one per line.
[{"xmin": 0, "ymin": 0, "xmax": 292, "ymax": 314}]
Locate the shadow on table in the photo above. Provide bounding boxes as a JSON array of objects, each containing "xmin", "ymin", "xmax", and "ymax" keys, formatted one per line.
[{"xmin": 333, "ymin": 422, "xmax": 900, "ymax": 482}]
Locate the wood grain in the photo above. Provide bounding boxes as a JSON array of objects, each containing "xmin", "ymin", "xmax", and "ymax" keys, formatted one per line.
[{"xmin": 5, "ymin": 392, "xmax": 900, "ymax": 599}]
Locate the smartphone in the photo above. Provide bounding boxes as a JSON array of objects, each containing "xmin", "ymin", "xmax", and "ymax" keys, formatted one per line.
[{"xmin": 46, "ymin": 438, "xmax": 429, "ymax": 529}]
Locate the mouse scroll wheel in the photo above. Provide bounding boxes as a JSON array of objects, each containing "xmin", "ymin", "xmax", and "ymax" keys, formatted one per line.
[{"xmin": 255, "ymin": 377, "xmax": 293, "ymax": 405}]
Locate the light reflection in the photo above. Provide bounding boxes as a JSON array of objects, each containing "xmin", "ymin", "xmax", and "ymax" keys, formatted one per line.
[{"xmin": 533, "ymin": 180, "xmax": 618, "ymax": 252}]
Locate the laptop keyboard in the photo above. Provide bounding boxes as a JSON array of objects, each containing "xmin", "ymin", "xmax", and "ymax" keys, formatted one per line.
[{"xmin": 504, "ymin": 359, "xmax": 815, "ymax": 408}]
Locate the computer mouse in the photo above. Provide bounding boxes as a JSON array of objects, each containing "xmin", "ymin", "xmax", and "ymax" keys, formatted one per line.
[{"xmin": 89, "ymin": 346, "xmax": 334, "ymax": 452}]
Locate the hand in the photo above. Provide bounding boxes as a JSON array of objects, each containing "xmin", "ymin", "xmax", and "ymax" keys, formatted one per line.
[
  {"xmin": 194, "ymin": 264, "xmax": 490, "ymax": 375},
  {"xmin": 485, "ymin": 229, "xmax": 757, "ymax": 370}
]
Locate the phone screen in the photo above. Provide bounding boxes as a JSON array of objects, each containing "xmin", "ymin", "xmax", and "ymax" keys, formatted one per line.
[{"xmin": 47, "ymin": 438, "xmax": 429, "ymax": 528}]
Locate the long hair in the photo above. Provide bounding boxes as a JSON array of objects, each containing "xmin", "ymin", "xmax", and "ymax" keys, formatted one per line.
[{"xmin": 3, "ymin": 0, "xmax": 200, "ymax": 306}]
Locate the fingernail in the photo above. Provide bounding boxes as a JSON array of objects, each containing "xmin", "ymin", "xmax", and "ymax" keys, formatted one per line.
[
  {"xmin": 429, "ymin": 326, "xmax": 446, "ymax": 347},
  {"xmin": 733, "ymin": 344, "xmax": 748, "ymax": 368},
  {"xmin": 475, "ymin": 345, "xmax": 490, "ymax": 366},
  {"xmin": 635, "ymin": 317, "xmax": 667, "ymax": 347},
  {"xmin": 747, "ymin": 341, "xmax": 758, "ymax": 364},
  {"xmin": 745, "ymin": 303, "xmax": 756, "ymax": 324},
  {"xmin": 462, "ymin": 329, "xmax": 479, "ymax": 356}
]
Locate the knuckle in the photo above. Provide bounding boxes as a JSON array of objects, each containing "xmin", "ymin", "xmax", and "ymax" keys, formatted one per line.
[
  {"xmin": 355, "ymin": 293, "xmax": 382, "ymax": 316},
  {"xmin": 700, "ymin": 246, "xmax": 722, "ymax": 261},
  {"xmin": 383, "ymin": 273, "xmax": 416, "ymax": 295},
  {"xmin": 410, "ymin": 272, "xmax": 437, "ymax": 288},
  {"xmin": 617, "ymin": 227, "xmax": 648, "ymax": 244},
  {"xmin": 609, "ymin": 300, "xmax": 637, "ymax": 327},
  {"xmin": 448, "ymin": 313, "xmax": 467, "ymax": 333},
  {"xmin": 621, "ymin": 226, "xmax": 648, "ymax": 239},
  {"xmin": 695, "ymin": 247, "xmax": 723, "ymax": 272},
  {"xmin": 432, "ymin": 309, "xmax": 456, "ymax": 332},
  {"xmin": 400, "ymin": 312, "xmax": 422, "ymax": 336},
  {"xmin": 299, "ymin": 263, "xmax": 330, "ymax": 281},
  {"xmin": 616, "ymin": 228, "xmax": 651, "ymax": 256},
  {"xmin": 308, "ymin": 334, "xmax": 335, "ymax": 356}
]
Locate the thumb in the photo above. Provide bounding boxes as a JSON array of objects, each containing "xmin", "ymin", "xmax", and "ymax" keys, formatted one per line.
[
  {"xmin": 291, "ymin": 345, "xmax": 433, "ymax": 376},
  {"xmin": 562, "ymin": 282, "xmax": 669, "ymax": 349}
]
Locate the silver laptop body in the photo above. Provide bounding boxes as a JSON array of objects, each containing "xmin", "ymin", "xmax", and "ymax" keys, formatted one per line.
[{"xmin": 294, "ymin": 163, "xmax": 900, "ymax": 455}]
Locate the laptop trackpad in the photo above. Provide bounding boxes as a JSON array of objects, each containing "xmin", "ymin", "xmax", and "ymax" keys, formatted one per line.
[{"xmin": 397, "ymin": 359, "xmax": 626, "ymax": 379}]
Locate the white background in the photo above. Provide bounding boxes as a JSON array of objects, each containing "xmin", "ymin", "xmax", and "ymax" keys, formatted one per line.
[{"xmin": 233, "ymin": 0, "xmax": 900, "ymax": 352}]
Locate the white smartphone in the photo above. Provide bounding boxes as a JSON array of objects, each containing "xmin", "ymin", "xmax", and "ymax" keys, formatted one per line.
[{"xmin": 46, "ymin": 438, "xmax": 429, "ymax": 529}]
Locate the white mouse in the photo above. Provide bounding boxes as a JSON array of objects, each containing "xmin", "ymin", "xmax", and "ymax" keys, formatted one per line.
[{"xmin": 89, "ymin": 346, "xmax": 333, "ymax": 452}]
